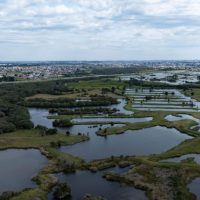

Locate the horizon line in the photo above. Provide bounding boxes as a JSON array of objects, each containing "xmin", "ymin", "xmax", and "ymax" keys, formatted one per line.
[{"xmin": 0, "ymin": 59, "xmax": 200, "ymax": 63}]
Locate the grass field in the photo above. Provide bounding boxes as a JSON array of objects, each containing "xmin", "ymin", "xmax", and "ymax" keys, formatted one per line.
[
  {"xmin": 0, "ymin": 129, "xmax": 88, "ymax": 149},
  {"xmin": 26, "ymin": 78, "xmax": 125, "ymax": 101}
]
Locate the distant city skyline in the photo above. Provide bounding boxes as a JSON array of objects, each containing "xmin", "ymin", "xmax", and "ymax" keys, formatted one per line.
[{"xmin": 0, "ymin": 0, "xmax": 200, "ymax": 61}]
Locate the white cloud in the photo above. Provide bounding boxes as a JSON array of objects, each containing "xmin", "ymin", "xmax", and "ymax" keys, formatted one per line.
[{"xmin": 0, "ymin": 0, "xmax": 200, "ymax": 60}]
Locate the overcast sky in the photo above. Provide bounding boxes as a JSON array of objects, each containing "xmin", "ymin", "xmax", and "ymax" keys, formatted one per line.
[{"xmin": 0, "ymin": 0, "xmax": 200, "ymax": 61}]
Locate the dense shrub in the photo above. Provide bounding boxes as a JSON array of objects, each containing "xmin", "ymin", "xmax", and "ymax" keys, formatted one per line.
[
  {"xmin": 46, "ymin": 128, "xmax": 58, "ymax": 135},
  {"xmin": 53, "ymin": 119, "xmax": 73, "ymax": 128},
  {"xmin": 35, "ymin": 125, "xmax": 58, "ymax": 135},
  {"xmin": 53, "ymin": 183, "xmax": 71, "ymax": 200},
  {"xmin": 25, "ymin": 95, "xmax": 118, "ymax": 108},
  {"xmin": 0, "ymin": 119, "xmax": 16, "ymax": 133},
  {"xmin": 50, "ymin": 107, "xmax": 118, "ymax": 115}
]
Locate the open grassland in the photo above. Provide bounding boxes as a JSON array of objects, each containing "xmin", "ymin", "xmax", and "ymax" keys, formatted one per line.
[
  {"xmin": 26, "ymin": 78, "xmax": 125, "ymax": 101},
  {"xmin": 0, "ymin": 129, "xmax": 88, "ymax": 149}
]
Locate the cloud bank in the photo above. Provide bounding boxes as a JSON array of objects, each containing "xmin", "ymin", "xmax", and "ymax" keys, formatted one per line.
[{"xmin": 0, "ymin": 0, "xmax": 200, "ymax": 60}]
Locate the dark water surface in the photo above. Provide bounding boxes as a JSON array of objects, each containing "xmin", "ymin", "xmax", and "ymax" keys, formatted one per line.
[
  {"xmin": 61, "ymin": 126, "xmax": 192, "ymax": 161},
  {"xmin": 188, "ymin": 178, "xmax": 200, "ymax": 200},
  {"xmin": 0, "ymin": 149, "xmax": 48, "ymax": 194},
  {"xmin": 48, "ymin": 167, "xmax": 147, "ymax": 200}
]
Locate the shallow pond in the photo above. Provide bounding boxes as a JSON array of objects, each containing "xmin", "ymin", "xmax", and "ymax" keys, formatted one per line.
[
  {"xmin": 133, "ymin": 108, "xmax": 198, "ymax": 112},
  {"xmin": 29, "ymin": 108, "xmax": 125, "ymax": 135},
  {"xmin": 161, "ymin": 154, "xmax": 200, "ymax": 164},
  {"xmin": 133, "ymin": 104, "xmax": 192, "ymax": 108},
  {"xmin": 165, "ymin": 114, "xmax": 200, "ymax": 123},
  {"xmin": 72, "ymin": 117, "xmax": 152, "ymax": 124},
  {"xmin": 134, "ymin": 99, "xmax": 188, "ymax": 102},
  {"xmin": 60, "ymin": 126, "xmax": 192, "ymax": 161},
  {"xmin": 123, "ymin": 72, "xmax": 199, "ymax": 86},
  {"xmin": 29, "ymin": 108, "xmax": 54, "ymax": 129},
  {"xmin": 126, "ymin": 89, "xmax": 182, "ymax": 96},
  {"xmin": 126, "ymin": 88, "xmax": 200, "ymax": 111},
  {"xmin": 126, "ymin": 88, "xmax": 200, "ymax": 112},
  {"xmin": 87, "ymin": 99, "xmax": 133, "ymax": 115},
  {"xmin": 111, "ymin": 99, "xmax": 133, "ymax": 115},
  {"xmin": 29, "ymin": 108, "xmax": 151, "ymax": 134},
  {"xmin": 49, "ymin": 167, "xmax": 147, "ymax": 200},
  {"xmin": 134, "ymin": 101, "xmax": 187, "ymax": 105},
  {"xmin": 0, "ymin": 149, "xmax": 48, "ymax": 194}
]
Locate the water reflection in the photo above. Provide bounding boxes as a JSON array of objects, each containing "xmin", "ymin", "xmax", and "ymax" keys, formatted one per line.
[
  {"xmin": 49, "ymin": 167, "xmax": 147, "ymax": 200},
  {"xmin": 61, "ymin": 126, "xmax": 192, "ymax": 161},
  {"xmin": 188, "ymin": 178, "xmax": 200, "ymax": 200},
  {"xmin": 0, "ymin": 149, "xmax": 48, "ymax": 194}
]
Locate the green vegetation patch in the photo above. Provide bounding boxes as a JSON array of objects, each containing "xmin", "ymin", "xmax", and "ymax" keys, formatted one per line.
[{"xmin": 0, "ymin": 129, "xmax": 88, "ymax": 149}]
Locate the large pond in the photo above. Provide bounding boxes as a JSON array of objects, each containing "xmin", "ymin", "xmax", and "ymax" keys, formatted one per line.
[
  {"xmin": 60, "ymin": 126, "xmax": 192, "ymax": 161},
  {"xmin": 49, "ymin": 167, "xmax": 147, "ymax": 200},
  {"xmin": 0, "ymin": 149, "xmax": 48, "ymax": 194}
]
